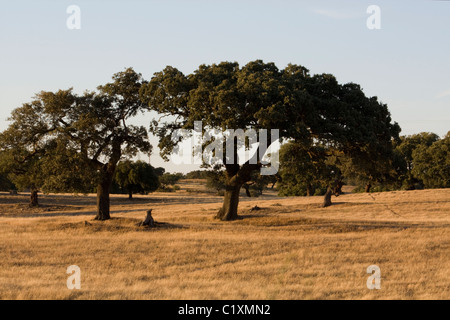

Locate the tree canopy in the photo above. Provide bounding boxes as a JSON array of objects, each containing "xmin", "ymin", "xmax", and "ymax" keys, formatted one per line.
[
  {"xmin": 411, "ymin": 132, "xmax": 450, "ymax": 188},
  {"xmin": 394, "ymin": 132, "xmax": 441, "ymax": 189},
  {"xmin": 114, "ymin": 160, "xmax": 160, "ymax": 199}
]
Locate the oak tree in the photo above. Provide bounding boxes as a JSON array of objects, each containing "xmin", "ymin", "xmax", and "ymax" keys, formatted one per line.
[
  {"xmin": 114, "ymin": 160, "xmax": 160, "ymax": 199},
  {"xmin": 0, "ymin": 68, "xmax": 150, "ymax": 219},
  {"xmin": 140, "ymin": 60, "xmax": 400, "ymax": 220}
]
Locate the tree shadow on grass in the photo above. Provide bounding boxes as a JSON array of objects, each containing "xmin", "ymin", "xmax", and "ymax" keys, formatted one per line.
[{"xmin": 57, "ymin": 217, "xmax": 185, "ymax": 233}]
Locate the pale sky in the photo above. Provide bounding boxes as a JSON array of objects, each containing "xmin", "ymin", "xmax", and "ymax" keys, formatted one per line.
[{"xmin": 0, "ymin": 0, "xmax": 449, "ymax": 173}]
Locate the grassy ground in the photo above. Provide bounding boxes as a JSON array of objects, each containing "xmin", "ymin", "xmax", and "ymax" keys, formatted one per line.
[{"xmin": 0, "ymin": 184, "xmax": 448, "ymax": 300}]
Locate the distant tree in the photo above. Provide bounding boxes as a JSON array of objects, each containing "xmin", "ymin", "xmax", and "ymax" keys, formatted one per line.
[
  {"xmin": 0, "ymin": 137, "xmax": 94, "ymax": 205},
  {"xmin": 153, "ymin": 167, "xmax": 165, "ymax": 177},
  {"xmin": 395, "ymin": 132, "xmax": 440, "ymax": 189},
  {"xmin": 206, "ymin": 168, "xmax": 273, "ymax": 197},
  {"xmin": 278, "ymin": 142, "xmax": 332, "ymax": 197},
  {"xmin": 0, "ymin": 173, "xmax": 15, "ymax": 191},
  {"xmin": 411, "ymin": 132, "xmax": 450, "ymax": 188},
  {"xmin": 337, "ymin": 139, "xmax": 400, "ymax": 193},
  {"xmin": 185, "ymin": 170, "xmax": 209, "ymax": 179},
  {"xmin": 0, "ymin": 68, "xmax": 150, "ymax": 219},
  {"xmin": 0, "ymin": 153, "xmax": 16, "ymax": 192},
  {"xmin": 205, "ymin": 169, "xmax": 226, "ymax": 195},
  {"xmin": 158, "ymin": 172, "xmax": 184, "ymax": 190},
  {"xmin": 242, "ymin": 171, "xmax": 274, "ymax": 197},
  {"xmin": 114, "ymin": 160, "xmax": 159, "ymax": 199}
]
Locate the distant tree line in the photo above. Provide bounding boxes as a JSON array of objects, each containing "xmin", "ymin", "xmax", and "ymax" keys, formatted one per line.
[{"xmin": 277, "ymin": 131, "xmax": 450, "ymax": 196}]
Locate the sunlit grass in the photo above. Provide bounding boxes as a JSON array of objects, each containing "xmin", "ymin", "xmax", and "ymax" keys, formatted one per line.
[{"xmin": 0, "ymin": 187, "xmax": 448, "ymax": 299}]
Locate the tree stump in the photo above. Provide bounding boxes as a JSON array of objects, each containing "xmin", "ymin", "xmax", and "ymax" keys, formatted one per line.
[
  {"xmin": 323, "ymin": 188, "xmax": 333, "ymax": 207},
  {"xmin": 137, "ymin": 209, "xmax": 155, "ymax": 227}
]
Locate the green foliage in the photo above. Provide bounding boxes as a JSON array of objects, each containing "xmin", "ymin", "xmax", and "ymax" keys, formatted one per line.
[
  {"xmin": 158, "ymin": 172, "xmax": 184, "ymax": 191},
  {"xmin": 114, "ymin": 160, "xmax": 160, "ymax": 198},
  {"xmin": 204, "ymin": 169, "xmax": 272, "ymax": 197},
  {"xmin": 352, "ymin": 184, "xmax": 398, "ymax": 193},
  {"xmin": 243, "ymin": 171, "xmax": 276, "ymax": 197},
  {"xmin": 0, "ymin": 172, "xmax": 15, "ymax": 191},
  {"xmin": 0, "ymin": 143, "xmax": 46, "ymax": 194},
  {"xmin": 140, "ymin": 60, "xmax": 400, "ymax": 161},
  {"xmin": 278, "ymin": 141, "xmax": 338, "ymax": 196},
  {"xmin": 205, "ymin": 170, "xmax": 226, "ymax": 194},
  {"xmin": 185, "ymin": 170, "xmax": 209, "ymax": 179},
  {"xmin": 153, "ymin": 167, "xmax": 165, "ymax": 177},
  {"xmin": 396, "ymin": 132, "xmax": 439, "ymax": 170},
  {"xmin": 411, "ymin": 132, "xmax": 450, "ymax": 188},
  {"xmin": 140, "ymin": 59, "xmax": 400, "ymax": 172},
  {"xmin": 395, "ymin": 132, "xmax": 441, "ymax": 189}
]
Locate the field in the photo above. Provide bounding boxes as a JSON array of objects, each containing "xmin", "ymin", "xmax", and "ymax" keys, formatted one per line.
[{"xmin": 0, "ymin": 181, "xmax": 449, "ymax": 300}]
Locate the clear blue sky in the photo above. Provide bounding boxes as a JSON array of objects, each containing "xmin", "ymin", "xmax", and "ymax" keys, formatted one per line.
[{"xmin": 0, "ymin": 0, "xmax": 449, "ymax": 172}]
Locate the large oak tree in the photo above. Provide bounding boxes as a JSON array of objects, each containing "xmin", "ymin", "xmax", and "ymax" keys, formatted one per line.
[{"xmin": 140, "ymin": 60, "xmax": 400, "ymax": 220}]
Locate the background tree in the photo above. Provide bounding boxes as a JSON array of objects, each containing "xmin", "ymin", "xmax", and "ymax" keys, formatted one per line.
[
  {"xmin": 395, "ymin": 132, "xmax": 440, "ymax": 189},
  {"xmin": 0, "ymin": 68, "xmax": 150, "ymax": 219},
  {"xmin": 158, "ymin": 172, "xmax": 184, "ymax": 190},
  {"xmin": 140, "ymin": 60, "xmax": 400, "ymax": 220},
  {"xmin": 337, "ymin": 140, "xmax": 399, "ymax": 193},
  {"xmin": 278, "ymin": 142, "xmax": 330, "ymax": 197},
  {"xmin": 153, "ymin": 167, "xmax": 166, "ymax": 177},
  {"xmin": 411, "ymin": 132, "xmax": 450, "ymax": 188},
  {"xmin": 114, "ymin": 160, "xmax": 160, "ymax": 199},
  {"xmin": 205, "ymin": 169, "xmax": 226, "ymax": 195},
  {"xmin": 185, "ymin": 170, "xmax": 209, "ymax": 179},
  {"xmin": 0, "ymin": 172, "xmax": 15, "ymax": 192}
]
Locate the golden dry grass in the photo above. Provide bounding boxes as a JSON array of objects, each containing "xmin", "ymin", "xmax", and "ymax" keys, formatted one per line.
[{"xmin": 0, "ymin": 184, "xmax": 449, "ymax": 300}]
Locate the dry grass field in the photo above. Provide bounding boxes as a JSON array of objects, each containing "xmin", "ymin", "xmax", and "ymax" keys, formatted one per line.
[{"xmin": 0, "ymin": 181, "xmax": 449, "ymax": 300}]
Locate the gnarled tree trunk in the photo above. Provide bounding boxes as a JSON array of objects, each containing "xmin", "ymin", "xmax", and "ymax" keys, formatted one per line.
[
  {"xmin": 215, "ymin": 162, "xmax": 260, "ymax": 221},
  {"xmin": 216, "ymin": 182, "xmax": 242, "ymax": 221},
  {"xmin": 365, "ymin": 182, "xmax": 372, "ymax": 193},
  {"xmin": 94, "ymin": 168, "xmax": 115, "ymax": 221},
  {"xmin": 93, "ymin": 141, "xmax": 121, "ymax": 221},
  {"xmin": 95, "ymin": 180, "xmax": 111, "ymax": 220}
]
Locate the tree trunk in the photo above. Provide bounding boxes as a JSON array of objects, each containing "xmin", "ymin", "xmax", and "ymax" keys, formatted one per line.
[
  {"xmin": 128, "ymin": 189, "xmax": 133, "ymax": 200},
  {"xmin": 334, "ymin": 180, "xmax": 343, "ymax": 196},
  {"xmin": 216, "ymin": 161, "xmax": 260, "ymax": 221},
  {"xmin": 306, "ymin": 183, "xmax": 313, "ymax": 197},
  {"xmin": 216, "ymin": 183, "xmax": 242, "ymax": 221},
  {"xmin": 95, "ymin": 175, "xmax": 113, "ymax": 220},
  {"xmin": 244, "ymin": 185, "xmax": 251, "ymax": 197},
  {"xmin": 323, "ymin": 187, "xmax": 333, "ymax": 207},
  {"xmin": 365, "ymin": 182, "xmax": 372, "ymax": 193},
  {"xmin": 29, "ymin": 190, "xmax": 38, "ymax": 207},
  {"xmin": 93, "ymin": 140, "xmax": 121, "ymax": 221}
]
